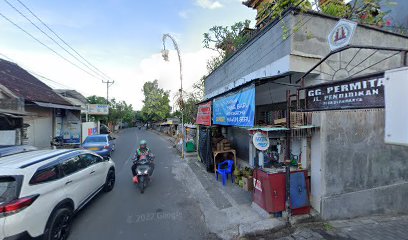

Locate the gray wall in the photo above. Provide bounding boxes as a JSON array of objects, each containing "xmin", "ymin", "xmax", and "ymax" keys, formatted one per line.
[
  {"xmin": 205, "ymin": 16, "xmax": 293, "ymax": 95},
  {"xmin": 205, "ymin": 11, "xmax": 408, "ymax": 98},
  {"xmin": 320, "ymin": 109, "xmax": 408, "ymax": 220},
  {"xmin": 292, "ymin": 12, "xmax": 408, "ymax": 83}
]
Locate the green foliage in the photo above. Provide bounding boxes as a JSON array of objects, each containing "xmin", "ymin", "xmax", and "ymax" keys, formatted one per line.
[
  {"xmin": 87, "ymin": 95, "xmax": 107, "ymax": 104},
  {"xmin": 257, "ymin": 0, "xmax": 312, "ymax": 25},
  {"xmin": 173, "ymin": 90, "xmax": 201, "ymax": 124},
  {"xmin": 193, "ymin": 76, "xmax": 205, "ymax": 100},
  {"xmin": 320, "ymin": 0, "xmax": 395, "ymax": 28},
  {"xmin": 141, "ymin": 80, "xmax": 171, "ymax": 122},
  {"xmin": 203, "ymin": 20, "xmax": 251, "ymax": 56},
  {"xmin": 134, "ymin": 111, "xmax": 145, "ymax": 123},
  {"xmin": 86, "ymin": 95, "xmax": 135, "ymax": 125},
  {"xmin": 203, "ymin": 20, "xmax": 251, "ymax": 72},
  {"xmin": 108, "ymin": 99, "xmax": 135, "ymax": 124}
]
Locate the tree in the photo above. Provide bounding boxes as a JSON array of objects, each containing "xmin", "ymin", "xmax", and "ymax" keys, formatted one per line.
[
  {"xmin": 256, "ymin": 0, "xmax": 312, "ymax": 27},
  {"xmin": 203, "ymin": 20, "xmax": 252, "ymax": 72},
  {"xmin": 135, "ymin": 111, "xmax": 145, "ymax": 123},
  {"xmin": 108, "ymin": 99, "xmax": 135, "ymax": 125},
  {"xmin": 320, "ymin": 0, "xmax": 395, "ymax": 28},
  {"xmin": 87, "ymin": 95, "xmax": 107, "ymax": 105},
  {"xmin": 192, "ymin": 76, "xmax": 205, "ymax": 100},
  {"xmin": 141, "ymin": 80, "xmax": 171, "ymax": 123},
  {"xmin": 86, "ymin": 95, "xmax": 135, "ymax": 126}
]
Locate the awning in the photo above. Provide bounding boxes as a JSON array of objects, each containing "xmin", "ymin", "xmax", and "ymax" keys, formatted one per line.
[
  {"xmin": 33, "ymin": 101, "xmax": 82, "ymax": 111},
  {"xmin": 248, "ymin": 125, "xmax": 318, "ymax": 132},
  {"xmin": 248, "ymin": 127, "xmax": 289, "ymax": 132}
]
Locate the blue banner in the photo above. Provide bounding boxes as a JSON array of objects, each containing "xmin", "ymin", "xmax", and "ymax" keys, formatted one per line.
[{"xmin": 213, "ymin": 87, "xmax": 255, "ymax": 127}]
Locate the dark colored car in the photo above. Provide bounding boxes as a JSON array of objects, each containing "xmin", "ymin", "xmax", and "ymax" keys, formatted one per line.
[
  {"xmin": 100, "ymin": 124, "xmax": 111, "ymax": 134},
  {"xmin": 82, "ymin": 134, "xmax": 116, "ymax": 157}
]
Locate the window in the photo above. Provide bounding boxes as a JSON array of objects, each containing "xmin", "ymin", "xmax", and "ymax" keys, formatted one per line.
[
  {"xmin": 84, "ymin": 136, "xmax": 107, "ymax": 143},
  {"xmin": 30, "ymin": 165, "xmax": 59, "ymax": 185},
  {"xmin": 61, "ymin": 155, "xmax": 88, "ymax": 176},
  {"xmin": 80, "ymin": 154, "xmax": 102, "ymax": 166},
  {"xmin": 0, "ymin": 177, "xmax": 17, "ymax": 204}
]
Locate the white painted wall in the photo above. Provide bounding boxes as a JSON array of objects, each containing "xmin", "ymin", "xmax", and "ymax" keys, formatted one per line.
[
  {"xmin": 25, "ymin": 116, "xmax": 53, "ymax": 148},
  {"xmin": 81, "ymin": 122, "xmax": 97, "ymax": 143},
  {"xmin": 0, "ymin": 130, "xmax": 16, "ymax": 145}
]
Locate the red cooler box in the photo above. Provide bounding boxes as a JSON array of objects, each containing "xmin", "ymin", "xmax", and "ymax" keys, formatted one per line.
[{"xmin": 252, "ymin": 169, "xmax": 286, "ymax": 213}]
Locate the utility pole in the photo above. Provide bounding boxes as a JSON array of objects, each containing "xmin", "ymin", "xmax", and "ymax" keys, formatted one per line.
[{"xmin": 102, "ymin": 80, "xmax": 114, "ymax": 104}]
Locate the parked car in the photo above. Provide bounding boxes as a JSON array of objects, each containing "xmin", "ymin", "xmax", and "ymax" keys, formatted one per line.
[
  {"xmin": 81, "ymin": 134, "xmax": 116, "ymax": 158},
  {"xmin": 0, "ymin": 145, "xmax": 37, "ymax": 157},
  {"xmin": 0, "ymin": 149, "xmax": 115, "ymax": 240}
]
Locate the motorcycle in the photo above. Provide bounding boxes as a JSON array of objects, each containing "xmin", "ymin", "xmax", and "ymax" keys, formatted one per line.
[{"xmin": 132, "ymin": 154, "xmax": 154, "ymax": 193}]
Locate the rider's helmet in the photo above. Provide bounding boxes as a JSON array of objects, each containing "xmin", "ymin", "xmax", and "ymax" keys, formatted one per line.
[{"xmin": 140, "ymin": 140, "xmax": 147, "ymax": 149}]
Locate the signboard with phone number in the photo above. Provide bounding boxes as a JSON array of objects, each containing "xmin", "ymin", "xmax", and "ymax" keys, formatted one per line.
[{"xmin": 213, "ymin": 87, "xmax": 255, "ymax": 127}]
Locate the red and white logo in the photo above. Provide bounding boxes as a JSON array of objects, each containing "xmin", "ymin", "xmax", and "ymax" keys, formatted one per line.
[
  {"xmin": 328, "ymin": 19, "xmax": 357, "ymax": 51},
  {"xmin": 253, "ymin": 178, "xmax": 262, "ymax": 192}
]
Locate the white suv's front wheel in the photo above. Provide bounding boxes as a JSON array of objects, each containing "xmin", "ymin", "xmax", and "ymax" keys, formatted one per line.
[
  {"xmin": 104, "ymin": 169, "xmax": 115, "ymax": 192},
  {"xmin": 44, "ymin": 207, "xmax": 73, "ymax": 240}
]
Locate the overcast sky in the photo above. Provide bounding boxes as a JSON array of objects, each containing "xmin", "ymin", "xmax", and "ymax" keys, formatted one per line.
[{"xmin": 0, "ymin": 0, "xmax": 255, "ymax": 110}]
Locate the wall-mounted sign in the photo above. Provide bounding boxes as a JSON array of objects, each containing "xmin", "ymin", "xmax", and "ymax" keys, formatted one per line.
[
  {"xmin": 305, "ymin": 74, "xmax": 385, "ymax": 111},
  {"xmin": 196, "ymin": 101, "xmax": 212, "ymax": 126},
  {"xmin": 213, "ymin": 87, "xmax": 255, "ymax": 127},
  {"xmin": 253, "ymin": 132, "xmax": 269, "ymax": 151},
  {"xmin": 87, "ymin": 104, "xmax": 109, "ymax": 115},
  {"xmin": 328, "ymin": 19, "xmax": 357, "ymax": 51}
]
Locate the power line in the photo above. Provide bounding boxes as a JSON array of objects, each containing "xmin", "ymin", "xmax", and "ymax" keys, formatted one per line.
[
  {"xmin": 102, "ymin": 80, "xmax": 114, "ymax": 104},
  {"xmin": 0, "ymin": 11, "xmax": 105, "ymax": 81},
  {"xmin": 0, "ymin": 52, "xmax": 88, "ymax": 95},
  {"xmin": 14, "ymin": 0, "xmax": 114, "ymax": 82},
  {"xmin": 3, "ymin": 0, "xmax": 111, "ymax": 81}
]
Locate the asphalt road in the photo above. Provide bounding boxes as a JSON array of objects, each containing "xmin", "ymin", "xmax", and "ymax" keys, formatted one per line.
[{"xmin": 69, "ymin": 128, "xmax": 215, "ymax": 240}]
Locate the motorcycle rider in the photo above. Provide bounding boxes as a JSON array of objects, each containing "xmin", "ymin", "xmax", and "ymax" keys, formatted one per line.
[{"xmin": 131, "ymin": 140, "xmax": 154, "ymax": 177}]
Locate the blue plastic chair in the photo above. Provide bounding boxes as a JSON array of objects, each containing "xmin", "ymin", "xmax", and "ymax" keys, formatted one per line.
[{"xmin": 216, "ymin": 160, "xmax": 234, "ymax": 186}]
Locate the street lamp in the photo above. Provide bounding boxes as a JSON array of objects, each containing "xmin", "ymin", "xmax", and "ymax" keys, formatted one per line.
[{"xmin": 162, "ymin": 33, "xmax": 185, "ymax": 159}]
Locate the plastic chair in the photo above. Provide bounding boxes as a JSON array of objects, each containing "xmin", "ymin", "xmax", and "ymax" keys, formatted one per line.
[{"xmin": 216, "ymin": 160, "xmax": 234, "ymax": 186}]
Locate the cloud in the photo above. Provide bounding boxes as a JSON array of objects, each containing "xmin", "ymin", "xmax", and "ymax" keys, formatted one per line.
[
  {"xmin": 114, "ymin": 48, "xmax": 217, "ymax": 110},
  {"xmin": 178, "ymin": 10, "xmax": 189, "ymax": 19},
  {"xmin": 196, "ymin": 0, "xmax": 223, "ymax": 9}
]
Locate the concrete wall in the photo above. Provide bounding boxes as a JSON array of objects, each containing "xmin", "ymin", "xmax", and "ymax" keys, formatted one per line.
[
  {"xmin": 320, "ymin": 109, "xmax": 408, "ymax": 220},
  {"xmin": 205, "ymin": 11, "xmax": 408, "ymax": 99},
  {"xmin": 292, "ymin": 12, "xmax": 408, "ymax": 83},
  {"xmin": 204, "ymin": 16, "xmax": 293, "ymax": 96}
]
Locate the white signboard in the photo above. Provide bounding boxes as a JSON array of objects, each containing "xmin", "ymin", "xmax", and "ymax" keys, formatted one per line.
[
  {"xmin": 87, "ymin": 104, "xmax": 109, "ymax": 115},
  {"xmin": 384, "ymin": 67, "xmax": 408, "ymax": 146},
  {"xmin": 252, "ymin": 132, "xmax": 270, "ymax": 151},
  {"xmin": 328, "ymin": 19, "xmax": 357, "ymax": 51}
]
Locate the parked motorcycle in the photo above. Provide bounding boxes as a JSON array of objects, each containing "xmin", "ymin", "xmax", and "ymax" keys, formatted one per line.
[
  {"xmin": 50, "ymin": 136, "xmax": 63, "ymax": 148},
  {"xmin": 132, "ymin": 154, "xmax": 154, "ymax": 193}
]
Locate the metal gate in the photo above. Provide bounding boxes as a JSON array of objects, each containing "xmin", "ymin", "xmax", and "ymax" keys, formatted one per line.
[{"xmin": 198, "ymin": 126, "xmax": 213, "ymax": 172}]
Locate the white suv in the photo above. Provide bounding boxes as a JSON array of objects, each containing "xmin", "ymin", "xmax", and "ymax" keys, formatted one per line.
[{"xmin": 0, "ymin": 149, "xmax": 115, "ymax": 240}]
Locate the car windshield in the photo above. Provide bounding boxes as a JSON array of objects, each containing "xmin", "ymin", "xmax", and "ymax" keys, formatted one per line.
[{"xmin": 84, "ymin": 136, "xmax": 107, "ymax": 143}]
